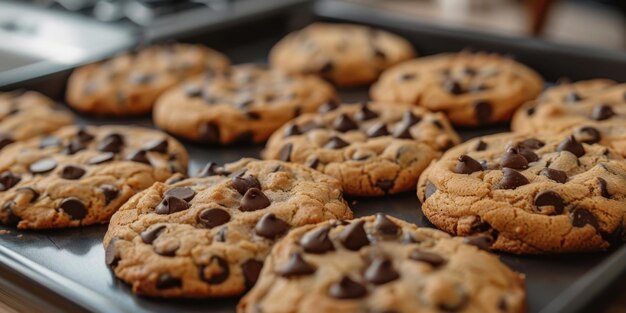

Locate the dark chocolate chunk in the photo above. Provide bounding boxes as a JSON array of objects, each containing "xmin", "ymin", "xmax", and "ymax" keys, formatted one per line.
[
  {"xmin": 474, "ymin": 100, "xmax": 492, "ymax": 125},
  {"xmin": 59, "ymin": 197, "xmax": 87, "ymax": 220},
  {"xmin": 306, "ymin": 157, "xmax": 320, "ymax": 169},
  {"xmin": 500, "ymin": 148, "xmax": 529, "ymax": 169},
  {"xmin": 424, "ymin": 181, "xmax": 437, "ymax": 200},
  {"xmin": 364, "ymin": 257, "xmax": 399, "ymax": 285},
  {"xmin": 60, "ymin": 165, "xmax": 86, "ymax": 180},
  {"xmin": 1, "ymin": 201, "xmax": 20, "ymax": 226},
  {"xmin": 565, "ymin": 91, "xmax": 582, "ymax": 103},
  {"xmin": 598, "ymin": 177, "xmax": 610, "ymax": 198},
  {"xmin": 155, "ymin": 196, "xmax": 190, "ymax": 214},
  {"xmin": 443, "ymin": 80, "xmax": 464, "ymax": 95},
  {"xmin": 519, "ymin": 138, "xmax": 544, "ymax": 150},
  {"xmin": 100, "ymin": 184, "xmax": 119, "ymax": 205},
  {"xmin": 156, "ymin": 273, "xmax": 181, "ymax": 289},
  {"xmin": 232, "ymin": 175, "xmax": 261, "ymax": 195},
  {"xmin": 355, "ymin": 103, "xmax": 378, "ymax": 121},
  {"xmin": 284, "ymin": 124, "xmax": 301, "ymax": 137},
  {"xmin": 144, "ymin": 139, "xmax": 168, "ymax": 153},
  {"xmin": 30, "ymin": 158, "xmax": 57, "ymax": 174},
  {"xmin": 278, "ymin": 253, "xmax": 316, "ymax": 277},
  {"xmin": 0, "ymin": 135, "xmax": 14, "ymax": 150},
  {"xmin": 239, "ymin": 188, "xmax": 271, "ymax": 212},
  {"xmin": 319, "ymin": 100, "xmax": 339, "ymax": 113},
  {"xmin": 333, "ymin": 113, "xmax": 359, "ymax": 132},
  {"xmin": 278, "ymin": 143, "xmax": 292, "ymax": 162},
  {"xmin": 534, "ymin": 191, "xmax": 565, "ymax": 215},
  {"xmin": 475, "ymin": 140, "xmax": 487, "ymax": 151},
  {"xmin": 197, "ymin": 208, "xmax": 230, "ymax": 228},
  {"xmin": 98, "ymin": 133, "xmax": 124, "ymax": 153},
  {"xmin": 64, "ymin": 139, "xmax": 86, "ymax": 155},
  {"xmin": 454, "ymin": 155, "xmax": 483, "ymax": 174},
  {"xmin": 197, "ymin": 162, "xmax": 228, "ymax": 177},
  {"xmin": 255, "ymin": 213, "xmax": 290, "ymax": 239},
  {"xmin": 338, "ymin": 221, "xmax": 370, "ymax": 250},
  {"xmin": 577, "ymin": 126, "xmax": 601, "ymax": 144},
  {"xmin": 0, "ymin": 171, "xmax": 20, "ymax": 191},
  {"xmin": 165, "ymin": 187, "xmax": 196, "ymax": 202},
  {"xmin": 526, "ymin": 106, "xmax": 536, "ymax": 116},
  {"xmin": 570, "ymin": 208, "xmax": 599, "ymax": 229},
  {"xmin": 200, "ymin": 256, "xmax": 229, "ymax": 284},
  {"xmin": 242, "ymin": 259, "xmax": 263, "ymax": 288},
  {"xmin": 374, "ymin": 213, "xmax": 399, "ymax": 236},
  {"xmin": 463, "ymin": 234, "xmax": 493, "ymax": 251},
  {"xmin": 88, "ymin": 152, "xmax": 115, "ymax": 165},
  {"xmin": 329, "ymin": 276, "xmax": 367, "ymax": 299},
  {"xmin": 401, "ymin": 111, "xmax": 421, "ymax": 127},
  {"xmin": 591, "ymin": 104, "xmax": 615, "ymax": 121},
  {"xmin": 184, "ymin": 84, "xmax": 202, "ymax": 97},
  {"xmin": 375, "ymin": 180, "xmax": 395, "ymax": 194},
  {"xmin": 128, "ymin": 150, "xmax": 151, "ymax": 165},
  {"xmin": 320, "ymin": 61, "xmax": 334, "ymax": 74},
  {"xmin": 324, "ymin": 136, "xmax": 349, "ymax": 149},
  {"xmin": 300, "ymin": 227, "xmax": 334, "ymax": 254},
  {"xmin": 497, "ymin": 168, "xmax": 529, "ymax": 190},
  {"xmin": 367, "ymin": 123, "xmax": 390, "ymax": 138},
  {"xmin": 557, "ymin": 135, "xmax": 585, "ymax": 157},
  {"xmin": 392, "ymin": 123, "xmax": 413, "ymax": 139},
  {"xmin": 76, "ymin": 128, "xmax": 95, "ymax": 142},
  {"xmin": 105, "ymin": 237, "xmax": 120, "ymax": 267},
  {"xmin": 409, "ymin": 250, "xmax": 446, "ymax": 267},
  {"xmin": 539, "ymin": 168, "xmax": 568, "ymax": 183},
  {"xmin": 199, "ymin": 123, "xmax": 220, "ymax": 143},
  {"xmin": 129, "ymin": 73, "xmax": 154, "ymax": 85},
  {"xmin": 141, "ymin": 225, "xmax": 166, "ymax": 244}
]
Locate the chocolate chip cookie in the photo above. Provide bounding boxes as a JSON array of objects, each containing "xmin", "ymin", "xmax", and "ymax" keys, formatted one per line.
[
  {"xmin": 417, "ymin": 132, "xmax": 626, "ymax": 254},
  {"xmin": 0, "ymin": 125, "xmax": 188, "ymax": 229},
  {"xmin": 103, "ymin": 159, "xmax": 352, "ymax": 297},
  {"xmin": 513, "ymin": 79, "xmax": 626, "ymax": 157},
  {"xmin": 153, "ymin": 64, "xmax": 337, "ymax": 144},
  {"xmin": 239, "ymin": 214, "xmax": 526, "ymax": 313},
  {"xmin": 270, "ymin": 23, "xmax": 416, "ymax": 87},
  {"xmin": 371, "ymin": 52, "xmax": 544, "ymax": 126},
  {"xmin": 262, "ymin": 102, "xmax": 461, "ymax": 196},
  {"xmin": 0, "ymin": 90, "xmax": 74, "ymax": 149},
  {"xmin": 67, "ymin": 44, "xmax": 230, "ymax": 116}
]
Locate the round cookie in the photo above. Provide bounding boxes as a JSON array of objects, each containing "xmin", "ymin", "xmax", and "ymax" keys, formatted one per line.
[
  {"xmin": 262, "ymin": 102, "xmax": 461, "ymax": 196},
  {"xmin": 417, "ymin": 132, "xmax": 626, "ymax": 254},
  {"xmin": 270, "ymin": 23, "xmax": 416, "ymax": 87},
  {"xmin": 103, "ymin": 159, "xmax": 352, "ymax": 297},
  {"xmin": 0, "ymin": 90, "xmax": 74, "ymax": 149},
  {"xmin": 238, "ymin": 214, "xmax": 526, "ymax": 313},
  {"xmin": 66, "ymin": 44, "xmax": 230, "ymax": 116},
  {"xmin": 153, "ymin": 64, "xmax": 337, "ymax": 144},
  {"xmin": 0, "ymin": 125, "xmax": 188, "ymax": 229},
  {"xmin": 513, "ymin": 79, "xmax": 626, "ymax": 157},
  {"xmin": 371, "ymin": 52, "xmax": 544, "ymax": 126}
]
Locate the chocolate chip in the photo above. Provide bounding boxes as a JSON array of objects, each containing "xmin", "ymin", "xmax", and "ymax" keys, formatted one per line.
[
  {"xmin": 239, "ymin": 188, "xmax": 271, "ymax": 212},
  {"xmin": 409, "ymin": 250, "xmax": 446, "ymax": 267},
  {"xmin": 278, "ymin": 143, "xmax": 292, "ymax": 162},
  {"xmin": 165, "ymin": 187, "xmax": 196, "ymax": 202},
  {"xmin": 500, "ymin": 148, "xmax": 529, "ymax": 169},
  {"xmin": 557, "ymin": 135, "xmax": 585, "ymax": 157},
  {"xmin": 513, "ymin": 144, "xmax": 539, "ymax": 163},
  {"xmin": 333, "ymin": 113, "xmax": 359, "ymax": 132},
  {"xmin": 60, "ymin": 165, "xmax": 86, "ymax": 180},
  {"xmin": 0, "ymin": 135, "xmax": 14, "ymax": 150},
  {"xmin": 374, "ymin": 213, "xmax": 399, "ymax": 236},
  {"xmin": 399, "ymin": 72, "xmax": 416, "ymax": 81},
  {"xmin": 242, "ymin": 259, "xmax": 263, "ymax": 288},
  {"xmin": 329, "ymin": 276, "xmax": 367, "ymax": 299},
  {"xmin": 375, "ymin": 180, "xmax": 394, "ymax": 194},
  {"xmin": 463, "ymin": 234, "xmax": 493, "ymax": 251},
  {"xmin": 401, "ymin": 111, "xmax": 421, "ymax": 126},
  {"xmin": 40, "ymin": 136, "xmax": 61, "ymax": 149},
  {"xmin": 232, "ymin": 175, "xmax": 261, "ymax": 195},
  {"xmin": 1, "ymin": 201, "xmax": 20, "ymax": 226},
  {"xmin": 577, "ymin": 126, "xmax": 601, "ymax": 144},
  {"xmin": 200, "ymin": 256, "xmax": 229, "ymax": 284},
  {"xmin": 454, "ymin": 155, "xmax": 483, "ymax": 174},
  {"xmin": 320, "ymin": 61, "xmax": 334, "ymax": 74},
  {"xmin": 197, "ymin": 208, "xmax": 230, "ymax": 228},
  {"xmin": 475, "ymin": 140, "xmax": 487, "ymax": 151},
  {"xmin": 0, "ymin": 171, "xmax": 20, "ymax": 191},
  {"xmin": 367, "ymin": 123, "xmax": 389, "ymax": 138},
  {"xmin": 306, "ymin": 157, "xmax": 319, "ymax": 169},
  {"xmin": 155, "ymin": 196, "xmax": 189, "ymax": 214},
  {"xmin": 76, "ymin": 128, "xmax": 94, "ymax": 142},
  {"xmin": 443, "ymin": 80, "xmax": 464, "ymax": 95},
  {"xmin": 534, "ymin": 191, "xmax": 565, "ymax": 215},
  {"xmin": 88, "ymin": 152, "xmax": 115, "ymax": 165},
  {"xmin": 255, "ymin": 213, "xmax": 290, "ymax": 239},
  {"xmin": 325, "ymin": 136, "xmax": 349, "ymax": 149},
  {"xmin": 591, "ymin": 104, "xmax": 615, "ymax": 121},
  {"xmin": 474, "ymin": 100, "xmax": 492, "ymax": 125},
  {"xmin": 235, "ymin": 99, "xmax": 254, "ymax": 109},
  {"xmin": 59, "ymin": 197, "xmax": 86, "ymax": 220},
  {"xmin": 105, "ymin": 237, "xmax": 120, "ymax": 267},
  {"xmin": 598, "ymin": 177, "xmax": 610, "ymax": 198},
  {"xmin": 526, "ymin": 106, "xmax": 536, "ymax": 116},
  {"xmin": 144, "ymin": 139, "xmax": 168, "ymax": 153},
  {"xmin": 184, "ymin": 84, "xmax": 202, "ymax": 97},
  {"xmin": 64, "ymin": 139, "xmax": 86, "ymax": 155},
  {"xmin": 141, "ymin": 225, "xmax": 166, "ymax": 244},
  {"xmin": 339, "ymin": 221, "xmax": 369, "ymax": 250},
  {"xmin": 355, "ymin": 103, "xmax": 378, "ymax": 121},
  {"xmin": 284, "ymin": 124, "xmax": 301, "ymax": 137},
  {"xmin": 365, "ymin": 257, "xmax": 399, "ymax": 285},
  {"xmin": 199, "ymin": 123, "xmax": 220, "ymax": 143},
  {"xmin": 570, "ymin": 208, "xmax": 599, "ymax": 229},
  {"xmin": 155, "ymin": 273, "xmax": 181, "ymax": 290},
  {"xmin": 100, "ymin": 184, "xmax": 119, "ymax": 204},
  {"xmin": 197, "ymin": 162, "xmax": 228, "ymax": 177},
  {"xmin": 497, "ymin": 168, "xmax": 529, "ymax": 190},
  {"xmin": 565, "ymin": 91, "xmax": 582, "ymax": 103},
  {"xmin": 128, "ymin": 150, "xmax": 151, "ymax": 165},
  {"xmin": 30, "ymin": 158, "xmax": 57, "ymax": 174},
  {"xmin": 392, "ymin": 123, "xmax": 413, "ymax": 139},
  {"xmin": 300, "ymin": 227, "xmax": 334, "ymax": 254},
  {"xmin": 319, "ymin": 100, "xmax": 339, "ymax": 113},
  {"xmin": 424, "ymin": 181, "xmax": 437, "ymax": 200},
  {"xmin": 538, "ymin": 168, "xmax": 567, "ymax": 183},
  {"xmin": 98, "ymin": 133, "xmax": 124, "ymax": 153},
  {"xmin": 16, "ymin": 187, "xmax": 39, "ymax": 202},
  {"xmin": 278, "ymin": 253, "xmax": 316, "ymax": 277},
  {"xmin": 129, "ymin": 73, "xmax": 154, "ymax": 85},
  {"xmin": 373, "ymin": 48, "xmax": 386, "ymax": 60}
]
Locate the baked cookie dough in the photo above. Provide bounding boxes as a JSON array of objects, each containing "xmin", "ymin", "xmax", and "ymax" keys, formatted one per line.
[
  {"xmin": 66, "ymin": 44, "xmax": 230, "ymax": 116},
  {"xmin": 270, "ymin": 23, "xmax": 416, "ymax": 87},
  {"xmin": 263, "ymin": 102, "xmax": 460, "ymax": 196},
  {"xmin": 103, "ymin": 159, "xmax": 352, "ymax": 297},
  {"xmin": 153, "ymin": 64, "xmax": 337, "ymax": 144},
  {"xmin": 239, "ymin": 214, "xmax": 526, "ymax": 313},
  {"xmin": 0, "ymin": 90, "xmax": 74, "ymax": 149},
  {"xmin": 417, "ymin": 132, "xmax": 626, "ymax": 254},
  {"xmin": 0, "ymin": 125, "xmax": 188, "ymax": 229},
  {"xmin": 371, "ymin": 52, "xmax": 544, "ymax": 126},
  {"xmin": 513, "ymin": 79, "xmax": 626, "ymax": 157}
]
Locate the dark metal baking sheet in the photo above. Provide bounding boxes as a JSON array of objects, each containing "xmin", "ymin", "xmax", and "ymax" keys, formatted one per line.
[{"xmin": 0, "ymin": 6, "xmax": 625, "ymax": 313}]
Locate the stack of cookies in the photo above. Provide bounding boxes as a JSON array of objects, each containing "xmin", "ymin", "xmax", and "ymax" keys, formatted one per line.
[{"xmin": 0, "ymin": 22, "xmax": 623, "ymax": 313}]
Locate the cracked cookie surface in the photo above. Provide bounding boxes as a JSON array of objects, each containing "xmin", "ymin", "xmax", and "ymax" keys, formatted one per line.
[
  {"xmin": 263, "ymin": 102, "xmax": 461, "ymax": 196},
  {"xmin": 0, "ymin": 125, "xmax": 188, "ymax": 229},
  {"xmin": 153, "ymin": 64, "xmax": 337, "ymax": 144},
  {"xmin": 67, "ymin": 44, "xmax": 230, "ymax": 116},
  {"xmin": 417, "ymin": 132, "xmax": 626, "ymax": 254},
  {"xmin": 270, "ymin": 23, "xmax": 416, "ymax": 87},
  {"xmin": 103, "ymin": 159, "xmax": 352, "ymax": 297},
  {"xmin": 512, "ymin": 79, "xmax": 626, "ymax": 157},
  {"xmin": 371, "ymin": 52, "xmax": 544, "ymax": 126},
  {"xmin": 0, "ymin": 90, "xmax": 74, "ymax": 149},
  {"xmin": 239, "ymin": 214, "xmax": 526, "ymax": 313}
]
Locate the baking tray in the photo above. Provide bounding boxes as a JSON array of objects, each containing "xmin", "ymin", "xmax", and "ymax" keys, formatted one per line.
[{"xmin": 0, "ymin": 4, "xmax": 625, "ymax": 313}]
